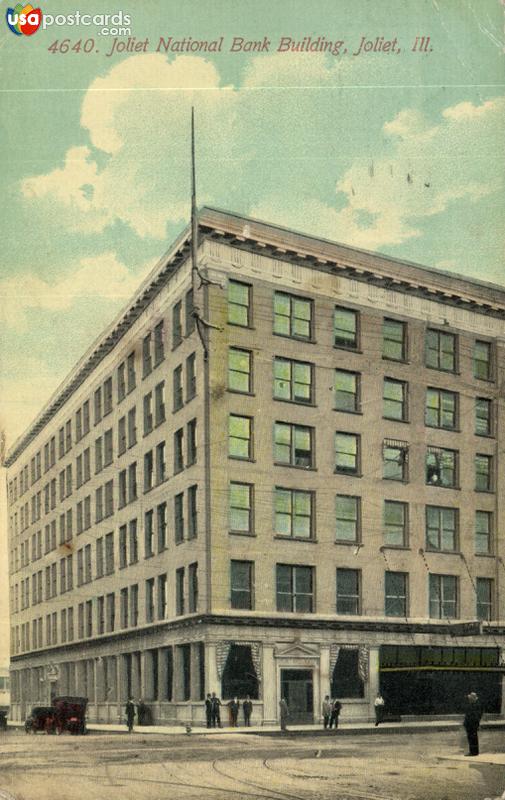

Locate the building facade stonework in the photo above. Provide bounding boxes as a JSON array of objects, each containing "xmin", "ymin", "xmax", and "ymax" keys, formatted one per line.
[{"xmin": 6, "ymin": 208, "xmax": 505, "ymax": 725}]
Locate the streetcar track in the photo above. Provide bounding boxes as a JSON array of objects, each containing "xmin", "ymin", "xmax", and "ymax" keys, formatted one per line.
[
  {"xmin": 262, "ymin": 758, "xmax": 399, "ymax": 800},
  {"xmin": 212, "ymin": 758, "xmax": 307, "ymax": 800}
]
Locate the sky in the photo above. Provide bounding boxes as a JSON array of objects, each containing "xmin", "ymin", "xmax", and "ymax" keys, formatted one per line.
[{"xmin": 0, "ymin": 0, "xmax": 504, "ymax": 663}]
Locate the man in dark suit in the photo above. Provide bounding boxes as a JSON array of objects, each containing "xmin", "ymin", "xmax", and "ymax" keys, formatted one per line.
[
  {"xmin": 243, "ymin": 695, "xmax": 253, "ymax": 727},
  {"xmin": 204, "ymin": 694, "xmax": 212, "ymax": 728},
  {"xmin": 464, "ymin": 692, "xmax": 482, "ymax": 756}
]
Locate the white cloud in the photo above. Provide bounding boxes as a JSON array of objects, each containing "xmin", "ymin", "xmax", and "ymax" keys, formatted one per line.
[{"xmin": 0, "ymin": 252, "xmax": 153, "ymax": 330}]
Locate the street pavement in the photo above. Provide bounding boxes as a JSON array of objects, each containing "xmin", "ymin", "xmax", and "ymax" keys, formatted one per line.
[{"xmin": 1, "ymin": 725, "xmax": 505, "ymax": 800}]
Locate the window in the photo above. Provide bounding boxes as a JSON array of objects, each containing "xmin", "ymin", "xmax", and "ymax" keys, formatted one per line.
[
  {"xmin": 335, "ymin": 370, "xmax": 360, "ymax": 413},
  {"xmin": 425, "ymin": 329, "xmax": 457, "ymax": 372},
  {"xmin": 184, "ymin": 352, "xmax": 196, "ymax": 401},
  {"xmin": 335, "ymin": 495, "xmax": 360, "ymax": 543},
  {"xmin": 174, "ymin": 428, "xmax": 184, "ymax": 473},
  {"xmin": 229, "ymin": 415, "xmax": 252, "ymax": 459},
  {"xmin": 229, "ymin": 483, "xmax": 253, "ymax": 534},
  {"xmin": 176, "ymin": 567, "xmax": 185, "ymax": 616},
  {"xmin": 127, "ymin": 352, "xmax": 136, "ymax": 393},
  {"xmin": 154, "ymin": 320, "xmax": 165, "ymax": 366},
  {"xmin": 117, "ymin": 362, "xmax": 126, "ymax": 403},
  {"xmin": 475, "ymin": 511, "xmax": 492, "ymax": 555},
  {"xmin": 120, "ymin": 588, "xmax": 129, "ymax": 628},
  {"xmin": 104, "ymin": 428, "xmax": 113, "ymax": 466},
  {"xmin": 119, "ymin": 525, "xmax": 127, "ymax": 569},
  {"xmin": 187, "ymin": 419, "xmax": 197, "ymax": 465},
  {"xmin": 383, "ymin": 439, "xmax": 408, "ymax": 482},
  {"xmin": 144, "ymin": 451, "xmax": 154, "ymax": 492},
  {"xmin": 188, "ymin": 562, "xmax": 198, "ymax": 612},
  {"xmin": 94, "ymin": 387, "xmax": 102, "ymax": 426},
  {"xmin": 157, "ymin": 502, "xmax": 167, "ymax": 552},
  {"xmin": 130, "ymin": 584, "xmax": 139, "ymax": 627},
  {"xmin": 127, "ymin": 407, "xmax": 137, "ymax": 448},
  {"xmin": 128, "ymin": 462, "xmax": 137, "ymax": 502},
  {"xmin": 156, "ymin": 441, "xmax": 166, "ymax": 484},
  {"xmin": 142, "ymin": 333, "xmax": 152, "ymax": 378},
  {"xmin": 426, "ymin": 506, "xmax": 458, "ymax": 552},
  {"xmin": 334, "ymin": 306, "xmax": 358, "ymax": 350},
  {"xmin": 335, "ymin": 432, "xmax": 360, "ymax": 475},
  {"xmin": 95, "ymin": 486, "xmax": 103, "ymax": 523},
  {"xmin": 144, "ymin": 510, "xmax": 154, "ymax": 558},
  {"xmin": 230, "ymin": 560, "xmax": 254, "ymax": 610},
  {"xmin": 275, "ymin": 488, "xmax": 313, "ymax": 539},
  {"xmin": 274, "ymin": 357, "xmax": 313, "ymax": 404},
  {"xmin": 104, "ymin": 531, "xmax": 114, "ymax": 575},
  {"xmin": 158, "ymin": 574, "xmax": 168, "ymax": 619},
  {"xmin": 383, "ymin": 501, "xmax": 408, "ymax": 547},
  {"xmin": 228, "ymin": 280, "xmax": 251, "ymax": 327},
  {"xmin": 475, "ymin": 454, "xmax": 493, "ymax": 491},
  {"xmin": 228, "ymin": 348, "xmax": 252, "ymax": 393},
  {"xmin": 474, "ymin": 340, "xmax": 492, "ymax": 381},
  {"xmin": 143, "ymin": 392, "xmax": 153, "ymax": 436},
  {"xmin": 146, "ymin": 579, "xmax": 155, "ymax": 623},
  {"xmin": 129, "ymin": 519, "xmax": 138, "ymax": 564},
  {"xmin": 276, "ymin": 564, "xmax": 314, "ymax": 613},
  {"xmin": 103, "ymin": 377, "xmax": 113, "ymax": 416},
  {"xmin": 476, "ymin": 398, "xmax": 492, "ymax": 436},
  {"xmin": 383, "ymin": 379, "xmax": 407, "ymax": 421},
  {"xmin": 172, "ymin": 301, "xmax": 182, "ymax": 348},
  {"xmin": 274, "ymin": 422, "xmax": 313, "ymax": 468},
  {"xmin": 83, "ymin": 401, "xmax": 90, "ymax": 435},
  {"xmin": 104, "ymin": 480, "xmax": 113, "ymax": 517},
  {"xmin": 95, "ymin": 437, "xmax": 103, "ymax": 474},
  {"xmin": 383, "ymin": 318, "xmax": 406, "ymax": 361},
  {"xmin": 118, "ymin": 416, "xmax": 127, "ymax": 456},
  {"xmin": 429, "ymin": 574, "xmax": 458, "ymax": 619},
  {"xmin": 75, "ymin": 408, "xmax": 83, "ymax": 442},
  {"xmin": 173, "ymin": 365, "xmax": 183, "ymax": 411},
  {"xmin": 187, "ymin": 485, "xmax": 198, "ymax": 539},
  {"xmin": 336, "ymin": 568, "xmax": 360, "ymax": 615},
  {"xmin": 476, "ymin": 578, "xmax": 493, "ymax": 621},
  {"xmin": 425, "ymin": 388, "xmax": 457, "ymax": 430},
  {"xmin": 274, "ymin": 292, "xmax": 312, "ymax": 340},
  {"xmin": 385, "ymin": 572, "xmax": 408, "ymax": 617},
  {"xmin": 426, "ymin": 447, "xmax": 458, "ymax": 488},
  {"xmin": 154, "ymin": 382, "xmax": 166, "ymax": 426},
  {"xmin": 175, "ymin": 493, "xmax": 184, "ymax": 543}
]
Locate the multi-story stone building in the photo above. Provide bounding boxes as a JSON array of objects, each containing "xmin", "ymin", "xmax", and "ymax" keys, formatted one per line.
[{"xmin": 6, "ymin": 208, "xmax": 505, "ymax": 725}]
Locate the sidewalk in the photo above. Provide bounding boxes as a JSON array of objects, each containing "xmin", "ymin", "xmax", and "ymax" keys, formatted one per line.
[{"xmin": 10, "ymin": 718, "xmax": 505, "ymax": 737}]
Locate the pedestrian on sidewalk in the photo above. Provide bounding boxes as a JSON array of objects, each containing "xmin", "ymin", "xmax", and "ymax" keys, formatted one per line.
[
  {"xmin": 463, "ymin": 692, "xmax": 482, "ymax": 756},
  {"xmin": 227, "ymin": 697, "xmax": 240, "ymax": 727},
  {"xmin": 322, "ymin": 695, "xmax": 332, "ymax": 729},
  {"xmin": 125, "ymin": 698, "xmax": 135, "ymax": 733},
  {"xmin": 279, "ymin": 698, "xmax": 289, "ymax": 732},
  {"xmin": 204, "ymin": 693, "xmax": 213, "ymax": 728},
  {"xmin": 210, "ymin": 692, "xmax": 222, "ymax": 728},
  {"xmin": 243, "ymin": 695, "xmax": 253, "ymax": 727},
  {"xmin": 330, "ymin": 698, "xmax": 342, "ymax": 730},
  {"xmin": 374, "ymin": 693, "xmax": 385, "ymax": 727}
]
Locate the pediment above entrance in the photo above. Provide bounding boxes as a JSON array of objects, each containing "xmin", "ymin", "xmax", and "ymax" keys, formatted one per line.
[{"xmin": 275, "ymin": 642, "xmax": 320, "ymax": 659}]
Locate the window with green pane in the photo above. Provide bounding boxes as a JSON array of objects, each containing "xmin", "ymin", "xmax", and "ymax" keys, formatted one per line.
[
  {"xmin": 276, "ymin": 564, "xmax": 314, "ymax": 612},
  {"xmin": 383, "ymin": 318, "xmax": 406, "ymax": 361},
  {"xmin": 476, "ymin": 577, "xmax": 493, "ymax": 621},
  {"xmin": 274, "ymin": 292, "xmax": 312, "ymax": 340},
  {"xmin": 475, "ymin": 511, "xmax": 492, "ymax": 555},
  {"xmin": 336, "ymin": 568, "xmax": 360, "ymax": 615},
  {"xmin": 475, "ymin": 398, "xmax": 492, "ymax": 436},
  {"xmin": 425, "ymin": 329, "xmax": 456, "ymax": 372},
  {"xmin": 275, "ymin": 488, "xmax": 312, "ymax": 539},
  {"xmin": 383, "ymin": 379, "xmax": 407, "ymax": 421},
  {"xmin": 383, "ymin": 442, "xmax": 407, "ymax": 481},
  {"xmin": 228, "ymin": 348, "xmax": 252, "ymax": 393},
  {"xmin": 474, "ymin": 340, "xmax": 492, "ymax": 380},
  {"xmin": 335, "ymin": 370, "xmax": 360, "ymax": 412},
  {"xmin": 273, "ymin": 357, "xmax": 313, "ymax": 404},
  {"xmin": 426, "ymin": 506, "xmax": 457, "ymax": 551},
  {"xmin": 228, "ymin": 415, "xmax": 252, "ymax": 459},
  {"xmin": 228, "ymin": 281, "xmax": 251, "ymax": 327},
  {"xmin": 230, "ymin": 560, "xmax": 254, "ymax": 610},
  {"xmin": 383, "ymin": 500, "xmax": 408, "ymax": 546},
  {"xmin": 335, "ymin": 495, "xmax": 360, "ymax": 542},
  {"xmin": 274, "ymin": 422, "xmax": 313, "ymax": 467},
  {"xmin": 426, "ymin": 448, "xmax": 457, "ymax": 488},
  {"xmin": 335, "ymin": 432, "xmax": 359, "ymax": 474},
  {"xmin": 425, "ymin": 388, "xmax": 457, "ymax": 430},
  {"xmin": 475, "ymin": 454, "xmax": 492, "ymax": 491},
  {"xmin": 429, "ymin": 574, "xmax": 458, "ymax": 619},
  {"xmin": 385, "ymin": 571, "xmax": 408, "ymax": 617},
  {"xmin": 229, "ymin": 482, "xmax": 253, "ymax": 534},
  {"xmin": 334, "ymin": 306, "xmax": 358, "ymax": 349}
]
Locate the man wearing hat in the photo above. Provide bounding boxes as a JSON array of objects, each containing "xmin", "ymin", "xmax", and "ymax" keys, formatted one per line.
[{"xmin": 463, "ymin": 692, "xmax": 482, "ymax": 756}]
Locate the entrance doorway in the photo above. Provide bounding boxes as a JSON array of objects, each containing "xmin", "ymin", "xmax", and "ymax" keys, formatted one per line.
[{"xmin": 280, "ymin": 669, "xmax": 313, "ymax": 723}]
